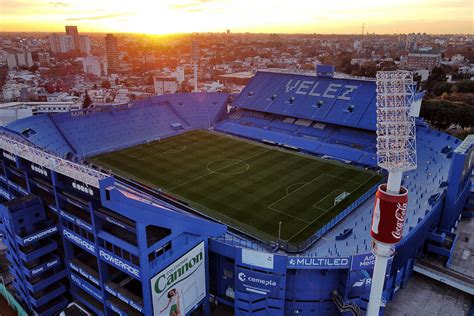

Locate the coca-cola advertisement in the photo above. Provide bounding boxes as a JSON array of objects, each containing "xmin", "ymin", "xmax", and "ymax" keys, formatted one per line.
[{"xmin": 370, "ymin": 184, "xmax": 408, "ymax": 244}]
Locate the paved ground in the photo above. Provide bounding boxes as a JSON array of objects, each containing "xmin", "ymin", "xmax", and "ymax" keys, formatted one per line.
[
  {"xmin": 386, "ymin": 213, "xmax": 474, "ymax": 316},
  {"xmin": 385, "ymin": 273, "xmax": 472, "ymax": 316},
  {"xmin": 449, "ymin": 217, "xmax": 474, "ymax": 278}
]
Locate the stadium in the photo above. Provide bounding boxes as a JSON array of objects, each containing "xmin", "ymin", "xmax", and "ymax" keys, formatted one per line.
[{"xmin": 0, "ymin": 65, "xmax": 472, "ymax": 315}]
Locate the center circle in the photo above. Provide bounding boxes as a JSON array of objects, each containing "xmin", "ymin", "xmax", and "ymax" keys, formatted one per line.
[{"xmin": 206, "ymin": 159, "xmax": 250, "ymax": 175}]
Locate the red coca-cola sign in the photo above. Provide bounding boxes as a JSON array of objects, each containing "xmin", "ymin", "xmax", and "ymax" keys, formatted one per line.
[{"xmin": 370, "ymin": 184, "xmax": 408, "ymax": 244}]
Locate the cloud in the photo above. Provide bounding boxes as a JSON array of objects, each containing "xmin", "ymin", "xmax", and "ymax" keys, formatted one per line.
[
  {"xmin": 169, "ymin": 0, "xmax": 220, "ymax": 11},
  {"xmin": 186, "ymin": 8, "xmax": 205, "ymax": 13},
  {"xmin": 49, "ymin": 1, "xmax": 70, "ymax": 7},
  {"xmin": 66, "ymin": 12, "xmax": 131, "ymax": 21},
  {"xmin": 429, "ymin": 0, "xmax": 472, "ymax": 8},
  {"xmin": 2, "ymin": 0, "xmax": 36, "ymax": 9},
  {"xmin": 170, "ymin": 3, "xmax": 200, "ymax": 10}
]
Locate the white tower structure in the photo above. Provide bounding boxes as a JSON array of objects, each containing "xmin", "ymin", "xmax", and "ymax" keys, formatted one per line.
[
  {"xmin": 192, "ymin": 41, "xmax": 200, "ymax": 92},
  {"xmin": 367, "ymin": 71, "xmax": 417, "ymax": 316}
]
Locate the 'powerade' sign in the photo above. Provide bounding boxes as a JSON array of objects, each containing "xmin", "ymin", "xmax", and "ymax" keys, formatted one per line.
[
  {"xmin": 151, "ymin": 242, "xmax": 206, "ymax": 316},
  {"xmin": 351, "ymin": 253, "xmax": 376, "ymax": 271},
  {"xmin": 22, "ymin": 226, "xmax": 58, "ymax": 245},
  {"xmin": 287, "ymin": 256, "xmax": 351, "ymax": 269},
  {"xmin": 99, "ymin": 249, "xmax": 140, "ymax": 278},
  {"xmin": 235, "ymin": 268, "xmax": 280, "ymax": 296},
  {"xmin": 63, "ymin": 228, "xmax": 95, "ymax": 254}
]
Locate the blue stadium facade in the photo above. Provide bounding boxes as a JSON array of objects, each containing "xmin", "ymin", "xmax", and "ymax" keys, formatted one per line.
[{"xmin": 0, "ymin": 69, "xmax": 472, "ymax": 316}]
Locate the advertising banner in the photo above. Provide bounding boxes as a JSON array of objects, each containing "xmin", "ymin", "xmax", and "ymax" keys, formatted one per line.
[
  {"xmin": 371, "ymin": 184, "xmax": 408, "ymax": 244},
  {"xmin": 241, "ymin": 248, "xmax": 274, "ymax": 269},
  {"xmin": 62, "ymin": 228, "xmax": 96, "ymax": 254},
  {"xmin": 235, "ymin": 268, "xmax": 280, "ymax": 296},
  {"xmin": 287, "ymin": 256, "xmax": 350, "ymax": 269},
  {"xmin": 151, "ymin": 242, "xmax": 206, "ymax": 316},
  {"xmin": 347, "ymin": 269, "xmax": 373, "ymax": 297},
  {"xmin": 98, "ymin": 249, "xmax": 140, "ymax": 278},
  {"xmin": 350, "ymin": 253, "xmax": 376, "ymax": 271},
  {"xmin": 348, "ymin": 253, "xmax": 393, "ymax": 297}
]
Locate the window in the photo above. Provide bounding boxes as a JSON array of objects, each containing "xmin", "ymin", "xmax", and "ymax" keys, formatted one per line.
[
  {"xmin": 131, "ymin": 254, "xmax": 139, "ymax": 266},
  {"xmin": 105, "ymin": 241, "xmax": 113, "ymax": 252}
]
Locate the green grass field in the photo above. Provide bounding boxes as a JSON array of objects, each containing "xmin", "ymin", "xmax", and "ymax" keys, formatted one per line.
[{"xmin": 90, "ymin": 130, "xmax": 382, "ymax": 244}]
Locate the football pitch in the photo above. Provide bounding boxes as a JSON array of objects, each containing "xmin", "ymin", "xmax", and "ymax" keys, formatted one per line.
[{"xmin": 90, "ymin": 130, "xmax": 382, "ymax": 244}]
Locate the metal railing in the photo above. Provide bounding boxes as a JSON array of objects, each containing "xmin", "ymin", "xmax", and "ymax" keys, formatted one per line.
[{"xmin": 0, "ymin": 130, "xmax": 108, "ymax": 188}]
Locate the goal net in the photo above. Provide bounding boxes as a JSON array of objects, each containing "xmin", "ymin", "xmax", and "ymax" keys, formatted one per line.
[{"xmin": 334, "ymin": 192, "xmax": 350, "ymax": 205}]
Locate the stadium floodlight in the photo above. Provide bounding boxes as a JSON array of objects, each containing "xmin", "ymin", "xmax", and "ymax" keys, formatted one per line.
[
  {"xmin": 367, "ymin": 71, "xmax": 417, "ymax": 316},
  {"xmin": 192, "ymin": 41, "xmax": 199, "ymax": 92}
]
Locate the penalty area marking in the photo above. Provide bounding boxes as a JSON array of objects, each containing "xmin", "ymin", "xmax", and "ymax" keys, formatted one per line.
[
  {"xmin": 206, "ymin": 159, "xmax": 250, "ymax": 175},
  {"xmin": 285, "ymin": 182, "xmax": 308, "ymax": 195},
  {"xmin": 312, "ymin": 189, "xmax": 345, "ymax": 209},
  {"xmin": 324, "ymin": 174, "xmax": 364, "ymax": 186},
  {"xmin": 287, "ymin": 175, "xmax": 375, "ymax": 242},
  {"xmin": 267, "ymin": 174, "xmax": 330, "ymax": 223},
  {"xmin": 167, "ymin": 149, "xmax": 268, "ymax": 192}
]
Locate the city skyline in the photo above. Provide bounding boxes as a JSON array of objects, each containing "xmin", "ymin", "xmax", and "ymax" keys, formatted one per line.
[{"xmin": 0, "ymin": 0, "xmax": 472, "ymax": 35}]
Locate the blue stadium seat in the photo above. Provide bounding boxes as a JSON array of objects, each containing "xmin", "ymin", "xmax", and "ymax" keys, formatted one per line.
[
  {"xmin": 233, "ymin": 72, "xmax": 377, "ymax": 131},
  {"xmin": 8, "ymin": 93, "xmax": 229, "ymax": 158},
  {"xmin": 6, "ymin": 114, "xmax": 75, "ymax": 157}
]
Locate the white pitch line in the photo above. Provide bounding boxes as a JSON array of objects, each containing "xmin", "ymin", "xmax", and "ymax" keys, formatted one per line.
[
  {"xmin": 312, "ymin": 189, "xmax": 344, "ymax": 209},
  {"xmin": 267, "ymin": 174, "xmax": 329, "ymax": 210},
  {"xmin": 267, "ymin": 205, "xmax": 311, "ymax": 224},
  {"xmin": 167, "ymin": 149, "xmax": 269, "ymax": 192},
  {"xmin": 122, "ymin": 152, "xmax": 140, "ymax": 160},
  {"xmin": 287, "ymin": 174, "xmax": 377, "ymax": 242},
  {"xmin": 285, "ymin": 182, "xmax": 308, "ymax": 195},
  {"xmin": 324, "ymin": 174, "xmax": 364, "ymax": 186}
]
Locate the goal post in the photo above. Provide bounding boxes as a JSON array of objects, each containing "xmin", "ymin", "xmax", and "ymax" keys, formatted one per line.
[{"xmin": 334, "ymin": 192, "xmax": 350, "ymax": 205}]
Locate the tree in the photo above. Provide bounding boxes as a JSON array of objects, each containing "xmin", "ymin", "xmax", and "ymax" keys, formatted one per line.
[
  {"xmin": 424, "ymin": 67, "xmax": 446, "ymax": 94},
  {"xmin": 420, "ymin": 99, "xmax": 474, "ymax": 130},
  {"xmin": 83, "ymin": 90, "xmax": 92, "ymax": 108}
]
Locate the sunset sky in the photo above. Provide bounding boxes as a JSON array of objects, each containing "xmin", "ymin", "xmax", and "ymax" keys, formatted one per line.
[{"xmin": 0, "ymin": 0, "xmax": 472, "ymax": 34}]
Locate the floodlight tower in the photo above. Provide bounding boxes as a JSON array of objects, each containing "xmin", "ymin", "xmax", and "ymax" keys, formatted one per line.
[
  {"xmin": 192, "ymin": 40, "xmax": 200, "ymax": 92},
  {"xmin": 367, "ymin": 71, "xmax": 417, "ymax": 315}
]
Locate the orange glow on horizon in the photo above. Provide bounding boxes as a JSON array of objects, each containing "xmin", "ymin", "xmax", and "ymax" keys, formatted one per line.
[{"xmin": 0, "ymin": 0, "xmax": 472, "ymax": 34}]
